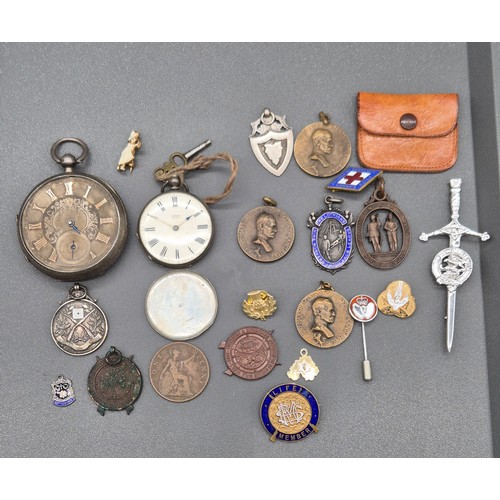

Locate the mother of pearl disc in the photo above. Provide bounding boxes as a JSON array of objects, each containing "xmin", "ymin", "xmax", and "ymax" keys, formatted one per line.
[{"xmin": 145, "ymin": 271, "xmax": 218, "ymax": 340}]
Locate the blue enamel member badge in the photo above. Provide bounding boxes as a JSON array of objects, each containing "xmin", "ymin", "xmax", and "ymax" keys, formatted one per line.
[
  {"xmin": 261, "ymin": 384, "xmax": 320, "ymax": 442},
  {"xmin": 327, "ymin": 167, "xmax": 382, "ymax": 193}
]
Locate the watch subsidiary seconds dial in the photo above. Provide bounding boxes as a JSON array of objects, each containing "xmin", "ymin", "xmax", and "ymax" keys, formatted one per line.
[
  {"xmin": 17, "ymin": 138, "xmax": 128, "ymax": 281},
  {"xmin": 138, "ymin": 190, "xmax": 213, "ymax": 267}
]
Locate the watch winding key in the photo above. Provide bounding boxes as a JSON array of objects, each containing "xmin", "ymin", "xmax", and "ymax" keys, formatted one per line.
[{"xmin": 18, "ymin": 138, "xmax": 128, "ymax": 281}]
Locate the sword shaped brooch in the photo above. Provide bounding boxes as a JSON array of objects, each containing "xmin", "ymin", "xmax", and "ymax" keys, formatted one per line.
[{"xmin": 419, "ymin": 179, "xmax": 490, "ymax": 352}]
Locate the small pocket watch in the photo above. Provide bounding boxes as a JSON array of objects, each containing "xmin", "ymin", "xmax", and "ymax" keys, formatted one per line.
[
  {"xmin": 138, "ymin": 141, "xmax": 214, "ymax": 267},
  {"xmin": 138, "ymin": 141, "xmax": 237, "ymax": 268},
  {"xmin": 138, "ymin": 186, "xmax": 213, "ymax": 267},
  {"xmin": 17, "ymin": 138, "xmax": 128, "ymax": 281}
]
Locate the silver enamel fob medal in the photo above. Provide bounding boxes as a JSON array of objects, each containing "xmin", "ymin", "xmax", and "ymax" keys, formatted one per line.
[
  {"xmin": 420, "ymin": 179, "xmax": 490, "ymax": 352},
  {"xmin": 249, "ymin": 109, "xmax": 293, "ymax": 176}
]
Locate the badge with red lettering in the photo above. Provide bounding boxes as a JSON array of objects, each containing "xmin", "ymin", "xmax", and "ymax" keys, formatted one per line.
[{"xmin": 260, "ymin": 384, "xmax": 319, "ymax": 442}]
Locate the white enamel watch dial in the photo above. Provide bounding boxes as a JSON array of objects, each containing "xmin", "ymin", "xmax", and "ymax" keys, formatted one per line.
[{"xmin": 138, "ymin": 190, "xmax": 214, "ymax": 267}]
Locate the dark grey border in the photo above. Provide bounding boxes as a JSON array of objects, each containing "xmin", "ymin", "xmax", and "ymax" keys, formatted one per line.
[{"xmin": 467, "ymin": 42, "xmax": 500, "ymax": 458}]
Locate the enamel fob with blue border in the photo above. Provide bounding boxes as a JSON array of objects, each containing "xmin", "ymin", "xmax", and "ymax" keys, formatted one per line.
[
  {"xmin": 261, "ymin": 384, "xmax": 320, "ymax": 442},
  {"xmin": 307, "ymin": 195, "xmax": 354, "ymax": 274},
  {"xmin": 51, "ymin": 375, "xmax": 76, "ymax": 407}
]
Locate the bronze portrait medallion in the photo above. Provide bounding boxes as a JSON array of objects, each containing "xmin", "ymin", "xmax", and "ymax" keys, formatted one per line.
[
  {"xmin": 295, "ymin": 282, "xmax": 353, "ymax": 349},
  {"xmin": 237, "ymin": 198, "xmax": 295, "ymax": 263},
  {"xmin": 219, "ymin": 326, "xmax": 279, "ymax": 380},
  {"xmin": 355, "ymin": 178, "xmax": 411, "ymax": 270},
  {"xmin": 294, "ymin": 112, "xmax": 351, "ymax": 177},
  {"xmin": 149, "ymin": 342, "xmax": 210, "ymax": 403}
]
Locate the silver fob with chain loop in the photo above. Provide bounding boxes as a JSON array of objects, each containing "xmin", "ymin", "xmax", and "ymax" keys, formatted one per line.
[{"xmin": 51, "ymin": 283, "xmax": 108, "ymax": 356}]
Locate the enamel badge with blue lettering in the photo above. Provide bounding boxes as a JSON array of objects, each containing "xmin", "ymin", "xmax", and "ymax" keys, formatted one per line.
[
  {"xmin": 307, "ymin": 195, "xmax": 355, "ymax": 274},
  {"xmin": 51, "ymin": 375, "xmax": 76, "ymax": 407},
  {"xmin": 326, "ymin": 166, "xmax": 382, "ymax": 193},
  {"xmin": 261, "ymin": 384, "xmax": 319, "ymax": 442}
]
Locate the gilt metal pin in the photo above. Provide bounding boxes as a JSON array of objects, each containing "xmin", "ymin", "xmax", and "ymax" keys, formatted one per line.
[{"xmin": 419, "ymin": 179, "xmax": 490, "ymax": 352}]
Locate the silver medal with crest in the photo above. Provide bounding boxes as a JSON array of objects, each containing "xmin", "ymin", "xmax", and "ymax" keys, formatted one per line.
[
  {"xmin": 250, "ymin": 108, "xmax": 293, "ymax": 176},
  {"xmin": 51, "ymin": 283, "xmax": 108, "ymax": 356}
]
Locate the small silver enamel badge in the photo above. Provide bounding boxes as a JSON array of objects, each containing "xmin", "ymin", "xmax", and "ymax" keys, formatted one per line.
[
  {"xmin": 51, "ymin": 375, "xmax": 76, "ymax": 407},
  {"xmin": 250, "ymin": 108, "xmax": 293, "ymax": 176}
]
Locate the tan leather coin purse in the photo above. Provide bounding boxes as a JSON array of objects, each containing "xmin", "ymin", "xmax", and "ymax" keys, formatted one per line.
[{"xmin": 357, "ymin": 92, "xmax": 458, "ymax": 172}]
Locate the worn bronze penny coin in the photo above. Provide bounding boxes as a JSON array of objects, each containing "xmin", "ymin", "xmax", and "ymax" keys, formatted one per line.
[
  {"xmin": 219, "ymin": 326, "xmax": 279, "ymax": 380},
  {"xmin": 150, "ymin": 342, "xmax": 210, "ymax": 402},
  {"xmin": 294, "ymin": 112, "xmax": 351, "ymax": 178},
  {"xmin": 87, "ymin": 346, "xmax": 142, "ymax": 416},
  {"xmin": 237, "ymin": 198, "xmax": 295, "ymax": 262},
  {"xmin": 295, "ymin": 282, "xmax": 353, "ymax": 349}
]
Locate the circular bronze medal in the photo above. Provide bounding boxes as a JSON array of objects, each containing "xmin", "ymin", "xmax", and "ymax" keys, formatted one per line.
[
  {"xmin": 51, "ymin": 283, "xmax": 108, "ymax": 356},
  {"xmin": 261, "ymin": 384, "xmax": 320, "ymax": 442},
  {"xmin": 294, "ymin": 112, "xmax": 351, "ymax": 177},
  {"xmin": 150, "ymin": 342, "xmax": 210, "ymax": 402},
  {"xmin": 219, "ymin": 326, "xmax": 279, "ymax": 380},
  {"xmin": 237, "ymin": 197, "xmax": 295, "ymax": 262},
  {"xmin": 295, "ymin": 282, "xmax": 353, "ymax": 349},
  {"xmin": 87, "ymin": 346, "xmax": 142, "ymax": 416},
  {"xmin": 355, "ymin": 178, "xmax": 411, "ymax": 269}
]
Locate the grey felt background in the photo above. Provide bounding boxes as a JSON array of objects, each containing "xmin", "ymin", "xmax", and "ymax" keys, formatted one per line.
[{"xmin": 0, "ymin": 43, "xmax": 494, "ymax": 457}]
